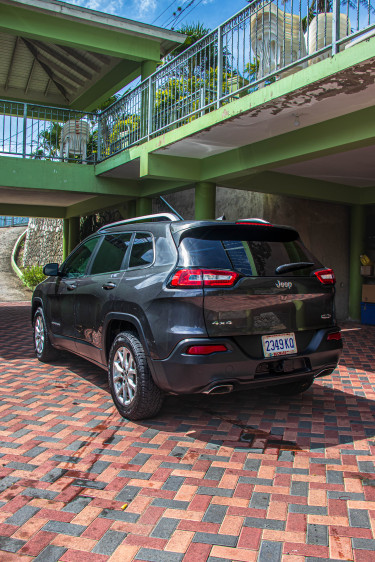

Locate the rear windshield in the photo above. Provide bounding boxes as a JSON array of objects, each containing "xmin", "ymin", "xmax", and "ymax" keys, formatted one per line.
[{"xmin": 178, "ymin": 229, "xmax": 321, "ymax": 277}]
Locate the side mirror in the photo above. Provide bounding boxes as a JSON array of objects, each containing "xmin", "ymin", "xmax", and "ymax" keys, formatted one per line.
[{"xmin": 43, "ymin": 263, "xmax": 60, "ymax": 277}]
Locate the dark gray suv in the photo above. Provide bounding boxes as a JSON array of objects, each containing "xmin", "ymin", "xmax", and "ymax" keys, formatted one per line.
[{"xmin": 32, "ymin": 213, "xmax": 342, "ymax": 420}]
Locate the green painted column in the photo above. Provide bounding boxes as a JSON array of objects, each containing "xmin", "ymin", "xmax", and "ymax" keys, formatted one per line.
[
  {"xmin": 136, "ymin": 198, "xmax": 152, "ymax": 217},
  {"xmin": 63, "ymin": 218, "xmax": 69, "ymax": 261},
  {"xmin": 195, "ymin": 182, "xmax": 216, "ymax": 220},
  {"xmin": 68, "ymin": 216, "xmax": 80, "ymax": 254},
  {"xmin": 119, "ymin": 200, "xmax": 136, "ymax": 219},
  {"xmin": 349, "ymin": 204, "xmax": 365, "ymax": 320},
  {"xmin": 141, "ymin": 60, "xmax": 158, "ymax": 81}
]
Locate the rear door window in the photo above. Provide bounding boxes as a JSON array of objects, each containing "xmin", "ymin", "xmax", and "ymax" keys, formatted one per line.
[
  {"xmin": 129, "ymin": 232, "xmax": 154, "ymax": 268},
  {"xmin": 90, "ymin": 233, "xmax": 132, "ymax": 275}
]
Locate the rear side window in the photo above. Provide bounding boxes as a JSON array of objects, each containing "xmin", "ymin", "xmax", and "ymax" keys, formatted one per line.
[
  {"xmin": 178, "ymin": 229, "xmax": 320, "ymax": 277},
  {"xmin": 129, "ymin": 233, "xmax": 154, "ymax": 268},
  {"xmin": 90, "ymin": 233, "xmax": 132, "ymax": 275}
]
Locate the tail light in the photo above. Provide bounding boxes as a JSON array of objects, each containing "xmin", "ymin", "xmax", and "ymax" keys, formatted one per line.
[
  {"xmin": 186, "ymin": 344, "xmax": 228, "ymax": 355},
  {"xmin": 314, "ymin": 268, "xmax": 336, "ymax": 285},
  {"xmin": 170, "ymin": 269, "xmax": 239, "ymax": 288},
  {"xmin": 327, "ymin": 331, "xmax": 341, "ymax": 341}
]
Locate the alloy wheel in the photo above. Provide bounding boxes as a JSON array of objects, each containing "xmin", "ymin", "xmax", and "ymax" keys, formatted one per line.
[
  {"xmin": 34, "ymin": 315, "xmax": 44, "ymax": 355},
  {"xmin": 113, "ymin": 346, "xmax": 137, "ymax": 406}
]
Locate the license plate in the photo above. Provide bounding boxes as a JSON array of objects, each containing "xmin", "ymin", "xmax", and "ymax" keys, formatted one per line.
[{"xmin": 262, "ymin": 332, "xmax": 297, "ymax": 358}]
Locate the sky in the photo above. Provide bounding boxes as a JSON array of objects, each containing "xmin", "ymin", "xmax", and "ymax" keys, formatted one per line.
[{"xmin": 62, "ymin": 0, "xmax": 250, "ymax": 32}]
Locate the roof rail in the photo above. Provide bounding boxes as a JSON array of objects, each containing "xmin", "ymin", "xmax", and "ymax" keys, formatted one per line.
[{"xmin": 97, "ymin": 213, "xmax": 180, "ymax": 232}]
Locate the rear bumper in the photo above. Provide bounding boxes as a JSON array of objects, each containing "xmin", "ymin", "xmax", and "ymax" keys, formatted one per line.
[{"xmin": 149, "ymin": 328, "xmax": 342, "ymax": 394}]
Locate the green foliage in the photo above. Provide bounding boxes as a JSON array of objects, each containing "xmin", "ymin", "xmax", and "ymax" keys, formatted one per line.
[
  {"xmin": 170, "ymin": 22, "xmax": 211, "ymax": 57},
  {"xmin": 22, "ymin": 265, "xmax": 47, "ymax": 289}
]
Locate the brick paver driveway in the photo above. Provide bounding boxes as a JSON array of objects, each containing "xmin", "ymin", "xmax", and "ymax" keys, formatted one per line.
[{"xmin": 0, "ymin": 302, "xmax": 374, "ymax": 561}]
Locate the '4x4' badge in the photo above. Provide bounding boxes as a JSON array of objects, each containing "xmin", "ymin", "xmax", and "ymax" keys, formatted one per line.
[{"xmin": 212, "ymin": 320, "xmax": 233, "ymax": 325}]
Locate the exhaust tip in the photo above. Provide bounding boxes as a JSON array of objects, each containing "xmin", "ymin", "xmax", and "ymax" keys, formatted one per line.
[{"xmin": 203, "ymin": 384, "xmax": 234, "ymax": 395}]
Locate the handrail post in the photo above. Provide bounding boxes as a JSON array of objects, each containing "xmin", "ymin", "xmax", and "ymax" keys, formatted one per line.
[
  {"xmin": 147, "ymin": 77, "xmax": 153, "ymax": 140},
  {"xmin": 332, "ymin": 0, "xmax": 340, "ymax": 56},
  {"xmin": 97, "ymin": 116, "xmax": 102, "ymax": 162},
  {"xmin": 216, "ymin": 26, "xmax": 223, "ymax": 109},
  {"xmin": 22, "ymin": 103, "xmax": 27, "ymax": 158}
]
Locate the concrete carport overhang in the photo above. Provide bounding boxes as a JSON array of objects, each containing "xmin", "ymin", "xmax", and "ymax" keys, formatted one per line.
[{"xmin": 0, "ymin": 0, "xmax": 185, "ymax": 109}]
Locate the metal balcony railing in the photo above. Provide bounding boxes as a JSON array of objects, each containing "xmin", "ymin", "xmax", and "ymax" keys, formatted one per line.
[{"xmin": 1, "ymin": 0, "xmax": 374, "ymax": 164}]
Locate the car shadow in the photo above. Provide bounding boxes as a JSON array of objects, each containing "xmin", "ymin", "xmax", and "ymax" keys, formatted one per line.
[{"xmin": 2, "ymin": 305, "xmax": 374, "ymax": 454}]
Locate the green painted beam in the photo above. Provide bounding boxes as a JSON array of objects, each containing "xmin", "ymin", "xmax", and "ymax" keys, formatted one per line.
[
  {"xmin": 0, "ymin": 4, "xmax": 161, "ymax": 62},
  {"xmin": 201, "ymin": 106, "xmax": 375, "ymax": 183},
  {"xmin": 140, "ymin": 179, "xmax": 193, "ymax": 197},
  {"xmin": 226, "ymin": 172, "xmax": 359, "ymax": 204},
  {"xmin": 349, "ymin": 205, "xmax": 365, "ymax": 320},
  {"xmin": 0, "ymin": 203, "xmax": 65, "ymax": 218},
  {"xmin": 66, "ymin": 195, "xmax": 132, "ymax": 218},
  {"xmin": 1, "ymin": 10, "xmax": 159, "ymax": 63},
  {"xmin": 1, "ymin": 157, "xmax": 139, "ymax": 196},
  {"xmin": 140, "ymin": 153, "xmax": 201, "ymax": 181},
  {"xmin": 71, "ymin": 60, "xmax": 140, "ymax": 111},
  {"xmin": 357, "ymin": 186, "xmax": 375, "ymax": 205}
]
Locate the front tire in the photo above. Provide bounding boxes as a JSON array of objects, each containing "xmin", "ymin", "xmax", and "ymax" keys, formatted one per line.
[
  {"xmin": 33, "ymin": 307, "xmax": 58, "ymax": 362},
  {"xmin": 272, "ymin": 377, "xmax": 314, "ymax": 396},
  {"xmin": 108, "ymin": 331, "xmax": 164, "ymax": 420}
]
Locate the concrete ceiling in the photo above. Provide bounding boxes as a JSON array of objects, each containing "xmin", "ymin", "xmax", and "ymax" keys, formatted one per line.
[
  {"xmin": 275, "ymin": 145, "xmax": 375, "ymax": 188},
  {"xmin": 0, "ymin": 185, "xmax": 94, "ymax": 206}
]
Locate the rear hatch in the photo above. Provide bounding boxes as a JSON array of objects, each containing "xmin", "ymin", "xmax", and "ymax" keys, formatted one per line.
[{"xmin": 171, "ymin": 221, "xmax": 336, "ymax": 358}]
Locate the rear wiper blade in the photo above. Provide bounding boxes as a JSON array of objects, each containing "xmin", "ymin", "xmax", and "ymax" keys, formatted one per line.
[{"xmin": 275, "ymin": 262, "xmax": 314, "ymax": 274}]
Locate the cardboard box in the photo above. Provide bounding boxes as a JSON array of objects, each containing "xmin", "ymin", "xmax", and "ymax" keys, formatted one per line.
[
  {"xmin": 361, "ymin": 265, "xmax": 373, "ymax": 276},
  {"xmin": 362, "ymin": 285, "xmax": 375, "ymax": 303}
]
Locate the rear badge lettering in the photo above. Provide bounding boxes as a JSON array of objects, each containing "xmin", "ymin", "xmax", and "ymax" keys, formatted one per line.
[
  {"xmin": 275, "ymin": 280, "xmax": 293, "ymax": 289},
  {"xmin": 212, "ymin": 320, "xmax": 233, "ymax": 326}
]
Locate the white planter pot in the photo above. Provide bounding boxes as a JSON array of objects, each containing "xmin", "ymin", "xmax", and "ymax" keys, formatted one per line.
[{"xmin": 307, "ymin": 13, "xmax": 350, "ymax": 64}]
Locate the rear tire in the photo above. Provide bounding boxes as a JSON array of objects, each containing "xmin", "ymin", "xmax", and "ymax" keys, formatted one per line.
[
  {"xmin": 33, "ymin": 307, "xmax": 58, "ymax": 362},
  {"xmin": 108, "ymin": 331, "xmax": 164, "ymax": 420},
  {"xmin": 272, "ymin": 377, "xmax": 313, "ymax": 396}
]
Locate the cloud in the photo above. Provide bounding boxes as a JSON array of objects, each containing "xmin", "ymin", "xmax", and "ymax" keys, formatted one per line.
[
  {"xmin": 137, "ymin": 0, "xmax": 157, "ymax": 17},
  {"xmin": 63, "ymin": 0, "xmax": 124, "ymax": 16}
]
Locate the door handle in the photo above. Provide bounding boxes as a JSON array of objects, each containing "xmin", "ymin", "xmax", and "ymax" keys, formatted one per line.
[
  {"xmin": 66, "ymin": 283, "xmax": 77, "ymax": 291},
  {"xmin": 102, "ymin": 282, "xmax": 117, "ymax": 290}
]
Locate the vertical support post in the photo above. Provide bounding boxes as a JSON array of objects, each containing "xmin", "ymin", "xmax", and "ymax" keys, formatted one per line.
[
  {"xmin": 141, "ymin": 61, "xmax": 157, "ymax": 142},
  {"xmin": 22, "ymin": 103, "xmax": 27, "ymax": 158},
  {"xmin": 349, "ymin": 204, "xmax": 365, "ymax": 320},
  {"xmin": 216, "ymin": 26, "xmax": 223, "ymax": 109},
  {"xmin": 136, "ymin": 198, "xmax": 153, "ymax": 217},
  {"xmin": 332, "ymin": 0, "xmax": 341, "ymax": 56},
  {"xmin": 147, "ymin": 77, "xmax": 153, "ymax": 140},
  {"xmin": 63, "ymin": 218, "xmax": 69, "ymax": 261},
  {"xmin": 195, "ymin": 182, "xmax": 216, "ymax": 220},
  {"xmin": 97, "ymin": 115, "xmax": 102, "ymax": 162},
  {"xmin": 68, "ymin": 216, "xmax": 80, "ymax": 255}
]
